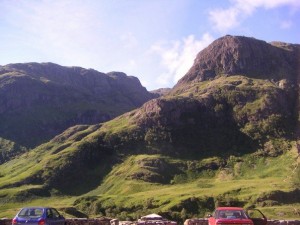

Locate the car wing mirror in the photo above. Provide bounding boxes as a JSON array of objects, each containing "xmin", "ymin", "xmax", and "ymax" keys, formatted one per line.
[{"xmin": 247, "ymin": 209, "xmax": 267, "ymax": 220}]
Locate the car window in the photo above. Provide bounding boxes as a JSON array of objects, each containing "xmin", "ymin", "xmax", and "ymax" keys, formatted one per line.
[
  {"xmin": 212, "ymin": 211, "xmax": 217, "ymax": 218},
  {"xmin": 18, "ymin": 208, "xmax": 44, "ymax": 218},
  {"xmin": 216, "ymin": 210, "xmax": 247, "ymax": 219},
  {"xmin": 46, "ymin": 208, "xmax": 54, "ymax": 218},
  {"xmin": 50, "ymin": 208, "xmax": 61, "ymax": 219},
  {"xmin": 247, "ymin": 209, "xmax": 265, "ymax": 219}
]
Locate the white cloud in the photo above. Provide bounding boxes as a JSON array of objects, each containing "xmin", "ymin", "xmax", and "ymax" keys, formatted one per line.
[
  {"xmin": 236, "ymin": 0, "xmax": 300, "ymax": 9},
  {"xmin": 1, "ymin": 0, "xmax": 103, "ymax": 66},
  {"xmin": 150, "ymin": 33, "xmax": 214, "ymax": 87},
  {"xmin": 209, "ymin": 0, "xmax": 300, "ymax": 33},
  {"xmin": 209, "ymin": 7, "xmax": 241, "ymax": 34},
  {"xmin": 120, "ymin": 32, "xmax": 138, "ymax": 49},
  {"xmin": 280, "ymin": 20, "xmax": 293, "ymax": 29}
]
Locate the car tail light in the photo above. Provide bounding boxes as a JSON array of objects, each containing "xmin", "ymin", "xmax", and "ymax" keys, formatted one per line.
[
  {"xmin": 12, "ymin": 218, "xmax": 17, "ymax": 225},
  {"xmin": 38, "ymin": 219, "xmax": 45, "ymax": 225}
]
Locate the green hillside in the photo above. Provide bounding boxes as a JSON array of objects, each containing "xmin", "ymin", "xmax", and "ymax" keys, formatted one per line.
[{"xmin": 0, "ymin": 147, "xmax": 299, "ymax": 221}]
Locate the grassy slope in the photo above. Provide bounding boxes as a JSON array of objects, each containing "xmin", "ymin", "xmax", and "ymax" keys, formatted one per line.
[
  {"xmin": 79, "ymin": 148, "xmax": 299, "ymax": 219},
  {"xmin": 0, "ymin": 146, "xmax": 298, "ymax": 219}
]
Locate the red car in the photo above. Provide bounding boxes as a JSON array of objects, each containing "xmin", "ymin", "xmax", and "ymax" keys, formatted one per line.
[{"xmin": 208, "ymin": 207, "xmax": 267, "ymax": 225}]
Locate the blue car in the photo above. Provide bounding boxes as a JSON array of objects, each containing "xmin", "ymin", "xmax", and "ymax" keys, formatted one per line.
[{"xmin": 12, "ymin": 207, "xmax": 66, "ymax": 225}]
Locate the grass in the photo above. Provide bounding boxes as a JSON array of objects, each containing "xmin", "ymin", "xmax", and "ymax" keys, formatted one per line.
[
  {"xmin": 171, "ymin": 75, "xmax": 277, "ymax": 98},
  {"xmin": 0, "ymin": 196, "xmax": 78, "ymax": 218},
  {"xmin": 100, "ymin": 113, "xmax": 138, "ymax": 135}
]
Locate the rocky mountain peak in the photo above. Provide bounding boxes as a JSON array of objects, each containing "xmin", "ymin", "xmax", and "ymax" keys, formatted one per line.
[{"xmin": 176, "ymin": 35, "xmax": 299, "ymax": 87}]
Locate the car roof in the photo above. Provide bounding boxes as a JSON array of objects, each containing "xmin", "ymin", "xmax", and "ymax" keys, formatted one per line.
[
  {"xmin": 216, "ymin": 207, "xmax": 244, "ymax": 210},
  {"xmin": 20, "ymin": 207, "xmax": 51, "ymax": 210}
]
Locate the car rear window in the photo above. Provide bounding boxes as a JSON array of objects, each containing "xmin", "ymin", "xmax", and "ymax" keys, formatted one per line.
[
  {"xmin": 216, "ymin": 210, "xmax": 247, "ymax": 219},
  {"xmin": 18, "ymin": 208, "xmax": 44, "ymax": 218}
]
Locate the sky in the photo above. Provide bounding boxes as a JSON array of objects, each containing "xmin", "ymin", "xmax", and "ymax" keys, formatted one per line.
[{"xmin": 0, "ymin": 0, "xmax": 299, "ymax": 91}]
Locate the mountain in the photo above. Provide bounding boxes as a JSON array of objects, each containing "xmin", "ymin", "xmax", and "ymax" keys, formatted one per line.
[
  {"xmin": 150, "ymin": 88, "xmax": 172, "ymax": 96},
  {"xmin": 176, "ymin": 35, "xmax": 299, "ymax": 85},
  {"xmin": 0, "ymin": 36, "xmax": 299, "ymax": 220},
  {"xmin": 0, "ymin": 63, "xmax": 157, "ymax": 157}
]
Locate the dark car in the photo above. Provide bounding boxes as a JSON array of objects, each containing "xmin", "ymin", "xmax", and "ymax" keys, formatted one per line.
[
  {"xmin": 12, "ymin": 207, "xmax": 66, "ymax": 225},
  {"xmin": 208, "ymin": 207, "xmax": 267, "ymax": 225}
]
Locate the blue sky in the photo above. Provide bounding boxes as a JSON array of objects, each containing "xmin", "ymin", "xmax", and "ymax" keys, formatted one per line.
[{"xmin": 0, "ymin": 0, "xmax": 299, "ymax": 90}]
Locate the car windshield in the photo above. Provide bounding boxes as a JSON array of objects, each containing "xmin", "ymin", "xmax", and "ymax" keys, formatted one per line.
[
  {"xmin": 18, "ymin": 208, "xmax": 44, "ymax": 218},
  {"xmin": 216, "ymin": 210, "xmax": 247, "ymax": 219}
]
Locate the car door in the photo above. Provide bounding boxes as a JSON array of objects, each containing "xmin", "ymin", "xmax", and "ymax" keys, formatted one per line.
[
  {"xmin": 246, "ymin": 209, "xmax": 267, "ymax": 225},
  {"xmin": 50, "ymin": 208, "xmax": 65, "ymax": 225},
  {"xmin": 207, "ymin": 212, "xmax": 217, "ymax": 225}
]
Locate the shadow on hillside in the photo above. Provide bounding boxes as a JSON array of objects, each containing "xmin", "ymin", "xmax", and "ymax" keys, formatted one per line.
[
  {"xmin": 48, "ymin": 154, "xmax": 119, "ymax": 196},
  {"xmin": 140, "ymin": 121, "xmax": 260, "ymax": 161},
  {"xmin": 257, "ymin": 189, "xmax": 300, "ymax": 205}
]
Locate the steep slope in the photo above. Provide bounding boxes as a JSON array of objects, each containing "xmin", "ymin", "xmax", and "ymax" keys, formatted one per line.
[
  {"xmin": 0, "ymin": 36, "xmax": 299, "ymax": 220},
  {"xmin": 0, "ymin": 63, "xmax": 156, "ymax": 152}
]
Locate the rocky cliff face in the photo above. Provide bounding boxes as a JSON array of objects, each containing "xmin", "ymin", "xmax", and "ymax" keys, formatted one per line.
[{"xmin": 0, "ymin": 63, "xmax": 156, "ymax": 150}]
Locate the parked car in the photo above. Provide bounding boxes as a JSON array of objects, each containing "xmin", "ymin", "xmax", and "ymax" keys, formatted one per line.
[
  {"xmin": 12, "ymin": 207, "xmax": 66, "ymax": 225},
  {"xmin": 208, "ymin": 207, "xmax": 267, "ymax": 225}
]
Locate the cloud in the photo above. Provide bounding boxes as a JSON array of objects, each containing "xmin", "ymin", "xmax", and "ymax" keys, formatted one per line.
[
  {"xmin": 209, "ymin": 7, "xmax": 241, "ymax": 33},
  {"xmin": 237, "ymin": 0, "xmax": 300, "ymax": 9},
  {"xmin": 150, "ymin": 33, "xmax": 214, "ymax": 87},
  {"xmin": 209, "ymin": 0, "xmax": 300, "ymax": 33},
  {"xmin": 120, "ymin": 32, "xmax": 138, "ymax": 49},
  {"xmin": 280, "ymin": 20, "xmax": 293, "ymax": 29},
  {"xmin": 1, "ymin": 0, "xmax": 102, "ymax": 66}
]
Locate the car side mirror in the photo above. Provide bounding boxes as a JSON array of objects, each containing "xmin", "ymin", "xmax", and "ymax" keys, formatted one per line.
[{"xmin": 207, "ymin": 214, "xmax": 213, "ymax": 218}]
